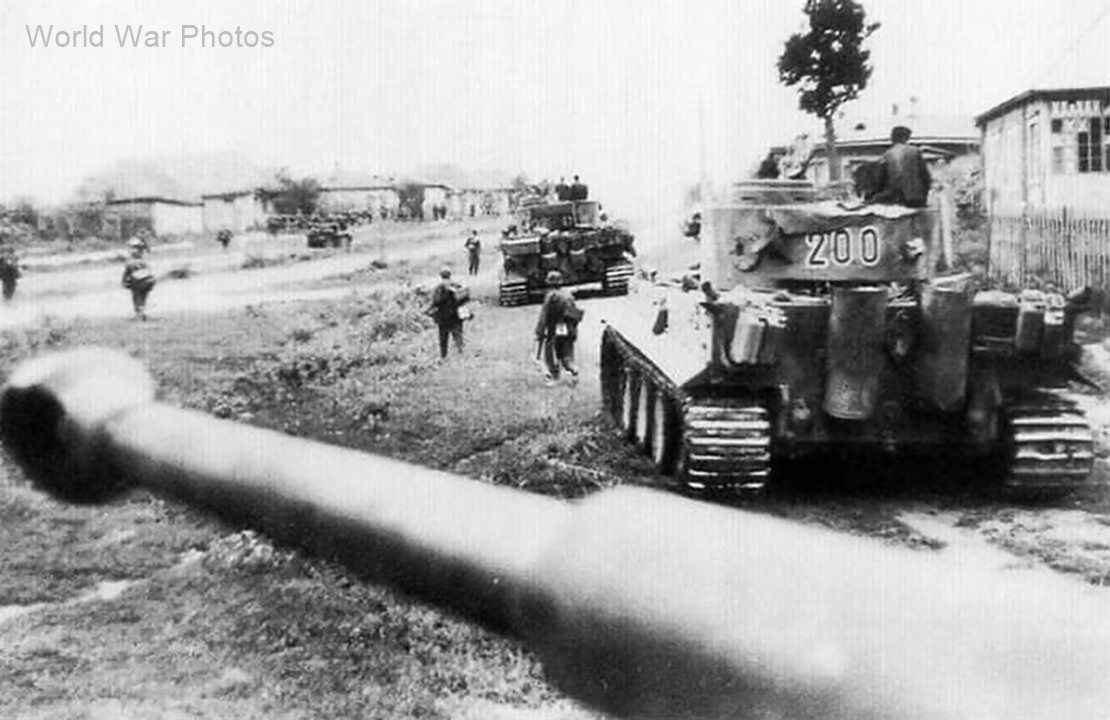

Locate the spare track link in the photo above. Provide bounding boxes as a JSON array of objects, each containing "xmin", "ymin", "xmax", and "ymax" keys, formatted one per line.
[
  {"xmin": 498, "ymin": 280, "xmax": 529, "ymax": 306},
  {"xmin": 679, "ymin": 398, "xmax": 772, "ymax": 495},
  {"xmin": 1003, "ymin": 400, "xmax": 1095, "ymax": 496},
  {"xmin": 603, "ymin": 263, "xmax": 633, "ymax": 295}
]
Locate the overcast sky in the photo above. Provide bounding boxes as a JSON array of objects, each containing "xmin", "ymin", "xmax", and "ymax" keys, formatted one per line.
[{"xmin": 2, "ymin": 0, "xmax": 1109, "ymax": 216}]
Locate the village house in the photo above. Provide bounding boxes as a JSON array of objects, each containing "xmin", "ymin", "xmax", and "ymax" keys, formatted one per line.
[
  {"xmin": 201, "ymin": 190, "xmax": 271, "ymax": 233},
  {"xmin": 415, "ymin": 183, "xmax": 448, "ymax": 220},
  {"xmin": 317, "ymin": 172, "xmax": 400, "ymax": 217},
  {"xmin": 106, "ymin": 196, "xmax": 203, "ymax": 238},
  {"xmin": 448, "ymin": 187, "xmax": 514, "ymax": 219},
  {"xmin": 801, "ymin": 113, "xmax": 979, "ymax": 186},
  {"xmin": 977, "ymin": 86, "xmax": 1110, "ymax": 213}
]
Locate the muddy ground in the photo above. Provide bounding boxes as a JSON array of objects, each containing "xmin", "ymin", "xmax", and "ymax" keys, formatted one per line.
[{"xmin": 2, "ymin": 217, "xmax": 1110, "ymax": 718}]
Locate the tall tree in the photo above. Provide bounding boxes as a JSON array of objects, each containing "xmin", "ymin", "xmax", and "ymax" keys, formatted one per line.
[
  {"xmin": 257, "ymin": 171, "xmax": 321, "ymax": 216},
  {"xmin": 777, "ymin": 0, "xmax": 879, "ymax": 182}
]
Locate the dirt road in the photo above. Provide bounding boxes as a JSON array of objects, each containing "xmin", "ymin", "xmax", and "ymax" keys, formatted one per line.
[{"xmin": 0, "ymin": 219, "xmax": 507, "ymax": 328}]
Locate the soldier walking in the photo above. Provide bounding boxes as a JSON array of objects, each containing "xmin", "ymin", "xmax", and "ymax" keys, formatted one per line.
[
  {"xmin": 535, "ymin": 271, "xmax": 583, "ymax": 386},
  {"xmin": 121, "ymin": 239, "xmax": 156, "ymax": 320},
  {"xmin": 0, "ymin": 249, "xmax": 21, "ymax": 301},
  {"xmin": 464, "ymin": 230, "xmax": 482, "ymax": 275},
  {"xmin": 427, "ymin": 268, "xmax": 467, "ymax": 359}
]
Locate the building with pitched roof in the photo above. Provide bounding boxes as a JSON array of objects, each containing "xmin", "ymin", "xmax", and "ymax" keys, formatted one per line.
[
  {"xmin": 976, "ymin": 86, "xmax": 1110, "ymax": 212},
  {"xmin": 802, "ymin": 114, "xmax": 979, "ymax": 186}
]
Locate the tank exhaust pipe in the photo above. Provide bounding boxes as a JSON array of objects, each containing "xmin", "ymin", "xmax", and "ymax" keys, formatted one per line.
[
  {"xmin": 824, "ymin": 286, "xmax": 888, "ymax": 420},
  {"xmin": 6, "ymin": 347, "xmax": 1110, "ymax": 720}
]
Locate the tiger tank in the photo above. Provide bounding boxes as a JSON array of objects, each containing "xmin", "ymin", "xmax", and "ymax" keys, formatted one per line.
[
  {"xmin": 600, "ymin": 180, "xmax": 1095, "ymax": 497},
  {"xmin": 498, "ymin": 198, "xmax": 636, "ymax": 305}
]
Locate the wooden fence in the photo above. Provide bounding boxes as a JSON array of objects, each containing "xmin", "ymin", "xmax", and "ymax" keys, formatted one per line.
[{"xmin": 989, "ymin": 208, "xmax": 1110, "ymax": 302}]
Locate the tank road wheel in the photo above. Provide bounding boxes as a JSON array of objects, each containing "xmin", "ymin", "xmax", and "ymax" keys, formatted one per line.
[
  {"xmin": 994, "ymin": 400, "xmax": 1095, "ymax": 500},
  {"xmin": 603, "ymin": 263, "xmax": 634, "ymax": 296},
  {"xmin": 498, "ymin": 280, "xmax": 529, "ymax": 306},
  {"xmin": 650, "ymin": 386, "xmax": 677, "ymax": 475},
  {"xmin": 599, "ymin": 328, "xmax": 623, "ymax": 418},
  {"xmin": 634, "ymin": 376, "xmax": 653, "ymax": 452},
  {"xmin": 620, "ymin": 367, "xmax": 638, "ymax": 439}
]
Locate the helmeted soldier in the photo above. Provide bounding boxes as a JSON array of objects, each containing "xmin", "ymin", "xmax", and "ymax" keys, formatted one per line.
[
  {"xmin": 464, "ymin": 230, "xmax": 482, "ymax": 276},
  {"xmin": 427, "ymin": 267, "xmax": 467, "ymax": 359},
  {"xmin": 535, "ymin": 271, "xmax": 583, "ymax": 385},
  {"xmin": 121, "ymin": 239, "xmax": 156, "ymax": 320},
  {"xmin": 0, "ymin": 248, "xmax": 21, "ymax": 300}
]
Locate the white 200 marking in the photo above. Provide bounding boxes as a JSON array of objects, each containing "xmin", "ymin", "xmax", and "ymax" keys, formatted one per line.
[{"xmin": 804, "ymin": 226, "xmax": 881, "ymax": 267}]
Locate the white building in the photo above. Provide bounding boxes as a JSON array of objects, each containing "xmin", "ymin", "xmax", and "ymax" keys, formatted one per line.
[
  {"xmin": 977, "ymin": 86, "xmax": 1110, "ymax": 213},
  {"xmin": 106, "ymin": 196, "xmax": 203, "ymax": 237},
  {"xmin": 201, "ymin": 190, "xmax": 271, "ymax": 233}
]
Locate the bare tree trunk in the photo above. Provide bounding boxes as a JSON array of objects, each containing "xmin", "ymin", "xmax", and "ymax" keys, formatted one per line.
[{"xmin": 824, "ymin": 114, "xmax": 841, "ymax": 182}]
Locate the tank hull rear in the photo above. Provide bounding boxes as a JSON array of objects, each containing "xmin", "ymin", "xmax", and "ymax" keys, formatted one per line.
[{"xmin": 499, "ymin": 228, "xmax": 635, "ymax": 305}]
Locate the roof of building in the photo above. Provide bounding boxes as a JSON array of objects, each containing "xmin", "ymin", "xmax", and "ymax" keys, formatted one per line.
[
  {"xmin": 319, "ymin": 170, "xmax": 395, "ymax": 191},
  {"xmin": 976, "ymin": 86, "xmax": 1110, "ymax": 126},
  {"xmin": 200, "ymin": 189, "xmax": 258, "ymax": 201},
  {"xmin": 811, "ymin": 114, "xmax": 979, "ymax": 147},
  {"xmin": 106, "ymin": 196, "xmax": 202, "ymax": 207}
]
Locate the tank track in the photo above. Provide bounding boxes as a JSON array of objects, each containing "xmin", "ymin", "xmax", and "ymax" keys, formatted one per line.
[
  {"xmin": 602, "ymin": 263, "xmax": 633, "ymax": 296},
  {"xmin": 498, "ymin": 280, "xmax": 529, "ymax": 306},
  {"xmin": 1001, "ymin": 398, "xmax": 1095, "ymax": 497},
  {"xmin": 678, "ymin": 399, "xmax": 772, "ymax": 494},
  {"xmin": 601, "ymin": 326, "xmax": 772, "ymax": 496}
]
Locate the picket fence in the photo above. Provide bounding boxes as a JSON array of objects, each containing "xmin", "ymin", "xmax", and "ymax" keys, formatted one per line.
[{"xmin": 989, "ymin": 208, "xmax": 1110, "ymax": 303}]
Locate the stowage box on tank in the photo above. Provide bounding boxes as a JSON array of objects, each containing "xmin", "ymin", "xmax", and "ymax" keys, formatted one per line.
[
  {"xmin": 498, "ymin": 198, "xmax": 636, "ymax": 305},
  {"xmin": 600, "ymin": 180, "xmax": 1095, "ymax": 497}
]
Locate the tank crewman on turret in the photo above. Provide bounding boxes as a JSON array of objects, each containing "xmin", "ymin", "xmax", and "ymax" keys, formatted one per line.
[
  {"xmin": 216, "ymin": 228, "xmax": 233, "ymax": 250},
  {"xmin": 555, "ymin": 177, "xmax": 570, "ymax": 201},
  {"xmin": 535, "ymin": 270, "xmax": 584, "ymax": 386},
  {"xmin": 464, "ymin": 230, "xmax": 482, "ymax": 275},
  {"xmin": 427, "ymin": 267, "xmax": 466, "ymax": 360},
  {"xmin": 870, "ymin": 125, "xmax": 932, "ymax": 207},
  {"xmin": 569, "ymin": 175, "xmax": 589, "ymax": 201},
  {"xmin": 121, "ymin": 239, "xmax": 156, "ymax": 320}
]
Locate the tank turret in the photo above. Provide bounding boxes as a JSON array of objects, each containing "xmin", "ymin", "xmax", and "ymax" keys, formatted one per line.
[{"xmin": 601, "ymin": 180, "xmax": 1095, "ymax": 497}]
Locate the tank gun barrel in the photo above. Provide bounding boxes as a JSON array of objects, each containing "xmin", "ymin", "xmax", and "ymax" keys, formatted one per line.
[{"xmin": 5, "ymin": 347, "xmax": 1110, "ymax": 719}]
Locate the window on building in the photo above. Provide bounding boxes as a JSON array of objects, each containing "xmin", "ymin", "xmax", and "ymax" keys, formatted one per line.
[
  {"xmin": 1104, "ymin": 118, "xmax": 1110, "ymax": 170},
  {"xmin": 1078, "ymin": 117, "xmax": 1104, "ymax": 173},
  {"xmin": 1052, "ymin": 118, "xmax": 1063, "ymax": 133}
]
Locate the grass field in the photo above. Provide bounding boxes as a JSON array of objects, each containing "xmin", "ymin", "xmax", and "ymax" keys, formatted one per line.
[{"xmin": 0, "ymin": 259, "xmax": 637, "ymax": 719}]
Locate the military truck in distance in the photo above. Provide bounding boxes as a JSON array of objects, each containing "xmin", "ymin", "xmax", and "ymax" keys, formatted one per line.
[
  {"xmin": 306, "ymin": 220, "xmax": 352, "ymax": 249},
  {"xmin": 600, "ymin": 180, "xmax": 1095, "ymax": 497},
  {"xmin": 498, "ymin": 199, "xmax": 636, "ymax": 306}
]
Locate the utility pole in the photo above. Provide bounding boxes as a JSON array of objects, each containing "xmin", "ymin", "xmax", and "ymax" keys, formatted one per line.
[{"xmin": 698, "ymin": 95, "xmax": 709, "ymax": 204}]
